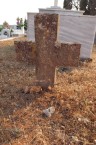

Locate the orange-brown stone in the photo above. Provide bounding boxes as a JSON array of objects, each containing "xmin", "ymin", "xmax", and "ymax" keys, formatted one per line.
[
  {"xmin": 14, "ymin": 41, "xmax": 36, "ymax": 64},
  {"xmin": 35, "ymin": 13, "xmax": 81, "ymax": 88}
]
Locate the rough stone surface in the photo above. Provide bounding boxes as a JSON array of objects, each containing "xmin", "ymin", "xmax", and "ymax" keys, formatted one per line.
[
  {"xmin": 14, "ymin": 41, "xmax": 36, "ymax": 64},
  {"xmin": 35, "ymin": 14, "xmax": 80, "ymax": 88},
  {"xmin": 54, "ymin": 42, "xmax": 80, "ymax": 67},
  {"xmin": 43, "ymin": 107, "xmax": 55, "ymax": 117}
]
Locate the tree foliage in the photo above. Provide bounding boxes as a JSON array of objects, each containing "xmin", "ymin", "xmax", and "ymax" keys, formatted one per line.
[
  {"xmin": 16, "ymin": 17, "xmax": 24, "ymax": 29},
  {"xmin": 80, "ymin": 0, "xmax": 88, "ymax": 10},
  {"xmin": 0, "ymin": 26, "xmax": 3, "ymax": 32},
  {"xmin": 24, "ymin": 19, "xmax": 27, "ymax": 31},
  {"xmin": 89, "ymin": 0, "xmax": 96, "ymax": 15},
  {"xmin": 63, "ymin": 0, "xmax": 96, "ymax": 15},
  {"xmin": 63, "ymin": 0, "xmax": 72, "ymax": 10},
  {"xmin": 3, "ymin": 21, "xmax": 10, "ymax": 29}
]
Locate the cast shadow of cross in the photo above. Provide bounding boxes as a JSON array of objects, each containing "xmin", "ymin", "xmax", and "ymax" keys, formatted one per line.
[{"xmin": 35, "ymin": 14, "xmax": 81, "ymax": 88}]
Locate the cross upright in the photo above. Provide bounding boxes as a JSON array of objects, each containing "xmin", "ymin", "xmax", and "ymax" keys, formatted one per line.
[{"xmin": 35, "ymin": 13, "xmax": 80, "ymax": 88}]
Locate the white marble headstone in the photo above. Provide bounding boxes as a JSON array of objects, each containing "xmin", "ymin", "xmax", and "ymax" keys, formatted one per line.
[
  {"xmin": 27, "ymin": 13, "xmax": 36, "ymax": 41},
  {"xmin": 27, "ymin": 9, "xmax": 96, "ymax": 58},
  {"xmin": 58, "ymin": 15, "xmax": 96, "ymax": 58}
]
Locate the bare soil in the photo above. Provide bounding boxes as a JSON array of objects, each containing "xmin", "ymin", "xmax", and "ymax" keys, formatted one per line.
[{"xmin": 0, "ymin": 38, "xmax": 96, "ymax": 145}]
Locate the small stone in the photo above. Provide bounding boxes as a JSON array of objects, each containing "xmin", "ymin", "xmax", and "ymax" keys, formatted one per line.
[
  {"xmin": 43, "ymin": 107, "xmax": 55, "ymax": 117},
  {"xmin": 48, "ymin": 86, "xmax": 52, "ymax": 91},
  {"xmin": 60, "ymin": 100, "xmax": 64, "ymax": 105},
  {"xmin": 83, "ymin": 118, "xmax": 90, "ymax": 123},
  {"xmin": 0, "ymin": 89, "xmax": 2, "ymax": 94},
  {"xmin": 24, "ymin": 86, "xmax": 30, "ymax": 94},
  {"xmin": 66, "ymin": 103, "xmax": 71, "ymax": 109},
  {"xmin": 72, "ymin": 136, "xmax": 79, "ymax": 142},
  {"xmin": 30, "ymin": 86, "xmax": 42, "ymax": 93},
  {"xmin": 78, "ymin": 118, "xmax": 82, "ymax": 121},
  {"xmin": 78, "ymin": 117, "xmax": 90, "ymax": 123},
  {"xmin": 89, "ymin": 101, "xmax": 93, "ymax": 104}
]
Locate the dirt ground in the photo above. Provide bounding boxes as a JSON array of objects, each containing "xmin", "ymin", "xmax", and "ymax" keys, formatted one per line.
[{"xmin": 0, "ymin": 38, "xmax": 96, "ymax": 145}]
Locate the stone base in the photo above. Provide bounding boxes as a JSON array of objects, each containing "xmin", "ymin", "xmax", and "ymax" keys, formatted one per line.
[{"xmin": 50, "ymin": 6, "xmax": 61, "ymax": 9}]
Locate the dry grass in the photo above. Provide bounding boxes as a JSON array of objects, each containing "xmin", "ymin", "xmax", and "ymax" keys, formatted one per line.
[{"xmin": 0, "ymin": 38, "xmax": 96, "ymax": 145}]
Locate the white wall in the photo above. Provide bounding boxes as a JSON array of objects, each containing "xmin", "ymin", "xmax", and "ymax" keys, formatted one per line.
[
  {"xmin": 58, "ymin": 15, "xmax": 96, "ymax": 58},
  {"xmin": 27, "ymin": 11, "xmax": 96, "ymax": 58},
  {"xmin": 27, "ymin": 13, "xmax": 36, "ymax": 41}
]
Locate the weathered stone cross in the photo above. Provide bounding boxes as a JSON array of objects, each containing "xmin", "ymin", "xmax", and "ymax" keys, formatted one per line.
[{"xmin": 35, "ymin": 13, "xmax": 80, "ymax": 88}]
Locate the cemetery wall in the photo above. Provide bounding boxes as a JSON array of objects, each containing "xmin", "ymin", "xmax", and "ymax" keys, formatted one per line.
[
  {"xmin": 58, "ymin": 15, "xmax": 96, "ymax": 58},
  {"xmin": 27, "ymin": 12, "xmax": 96, "ymax": 58}
]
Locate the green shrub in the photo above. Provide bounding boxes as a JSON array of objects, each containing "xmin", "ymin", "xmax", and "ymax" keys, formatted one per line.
[{"xmin": 0, "ymin": 26, "xmax": 3, "ymax": 32}]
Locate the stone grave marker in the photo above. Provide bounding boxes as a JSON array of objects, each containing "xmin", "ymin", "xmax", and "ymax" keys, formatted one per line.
[
  {"xmin": 35, "ymin": 13, "xmax": 80, "ymax": 88},
  {"xmin": 14, "ymin": 41, "xmax": 36, "ymax": 64}
]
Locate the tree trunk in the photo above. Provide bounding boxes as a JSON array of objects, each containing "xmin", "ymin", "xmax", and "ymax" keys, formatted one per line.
[
  {"xmin": 63, "ymin": 0, "xmax": 72, "ymax": 10},
  {"xmin": 89, "ymin": 0, "xmax": 96, "ymax": 15},
  {"xmin": 80, "ymin": 0, "xmax": 88, "ymax": 11}
]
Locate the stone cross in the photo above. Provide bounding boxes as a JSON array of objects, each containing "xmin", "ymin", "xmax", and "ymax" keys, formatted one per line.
[
  {"xmin": 54, "ymin": 0, "xmax": 58, "ymax": 7},
  {"xmin": 35, "ymin": 14, "xmax": 80, "ymax": 88}
]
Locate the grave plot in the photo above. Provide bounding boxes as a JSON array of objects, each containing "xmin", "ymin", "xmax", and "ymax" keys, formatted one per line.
[
  {"xmin": 15, "ymin": 13, "xmax": 81, "ymax": 88},
  {"xmin": 0, "ymin": 39, "xmax": 96, "ymax": 144}
]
